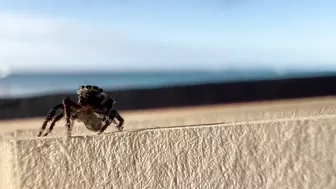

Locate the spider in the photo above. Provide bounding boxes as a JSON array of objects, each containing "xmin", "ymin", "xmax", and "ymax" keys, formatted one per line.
[{"xmin": 37, "ymin": 85, "xmax": 124, "ymax": 137}]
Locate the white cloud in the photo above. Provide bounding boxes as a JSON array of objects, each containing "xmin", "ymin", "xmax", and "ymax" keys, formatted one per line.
[{"xmin": 0, "ymin": 12, "xmax": 228, "ymax": 73}]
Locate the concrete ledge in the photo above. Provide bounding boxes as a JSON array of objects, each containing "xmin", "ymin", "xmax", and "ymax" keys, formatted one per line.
[{"xmin": 1, "ymin": 115, "xmax": 336, "ymax": 189}]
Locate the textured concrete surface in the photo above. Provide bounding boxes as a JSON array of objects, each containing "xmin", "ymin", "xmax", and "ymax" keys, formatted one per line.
[
  {"xmin": 0, "ymin": 136, "xmax": 17, "ymax": 189},
  {"xmin": 1, "ymin": 97, "xmax": 336, "ymax": 189},
  {"xmin": 1, "ymin": 115, "xmax": 336, "ymax": 189}
]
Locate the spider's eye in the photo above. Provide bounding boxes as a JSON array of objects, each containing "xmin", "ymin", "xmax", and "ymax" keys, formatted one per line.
[
  {"xmin": 80, "ymin": 85, "xmax": 85, "ymax": 89},
  {"xmin": 93, "ymin": 86, "xmax": 99, "ymax": 91},
  {"xmin": 98, "ymin": 88, "xmax": 103, "ymax": 92},
  {"xmin": 86, "ymin": 85, "xmax": 92, "ymax": 89}
]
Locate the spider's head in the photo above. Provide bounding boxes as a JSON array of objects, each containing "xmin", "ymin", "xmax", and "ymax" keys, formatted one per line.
[{"xmin": 77, "ymin": 85, "xmax": 104, "ymax": 106}]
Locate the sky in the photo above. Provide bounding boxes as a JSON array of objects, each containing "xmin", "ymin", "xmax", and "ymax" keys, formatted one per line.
[{"xmin": 0, "ymin": 0, "xmax": 336, "ymax": 73}]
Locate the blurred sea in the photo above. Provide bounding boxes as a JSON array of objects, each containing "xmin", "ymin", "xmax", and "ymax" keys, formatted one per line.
[{"xmin": 0, "ymin": 70, "xmax": 334, "ymax": 98}]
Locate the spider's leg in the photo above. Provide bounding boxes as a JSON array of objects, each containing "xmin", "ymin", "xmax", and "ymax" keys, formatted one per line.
[
  {"xmin": 43, "ymin": 112, "xmax": 64, "ymax": 137},
  {"xmin": 37, "ymin": 103, "xmax": 63, "ymax": 137},
  {"xmin": 114, "ymin": 113, "xmax": 124, "ymax": 131},
  {"xmin": 63, "ymin": 97, "xmax": 81, "ymax": 137},
  {"xmin": 43, "ymin": 108, "xmax": 81, "ymax": 137},
  {"xmin": 98, "ymin": 96, "xmax": 115, "ymax": 123},
  {"xmin": 97, "ymin": 109, "xmax": 124, "ymax": 134}
]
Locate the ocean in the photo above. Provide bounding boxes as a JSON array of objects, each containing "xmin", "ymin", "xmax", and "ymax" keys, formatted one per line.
[{"xmin": 0, "ymin": 70, "xmax": 334, "ymax": 98}]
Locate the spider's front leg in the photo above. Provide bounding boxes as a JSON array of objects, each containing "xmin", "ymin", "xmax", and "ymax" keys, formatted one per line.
[
  {"xmin": 42, "ymin": 112, "xmax": 64, "ymax": 137},
  {"xmin": 96, "ymin": 97, "xmax": 124, "ymax": 134},
  {"xmin": 98, "ymin": 109, "xmax": 124, "ymax": 135},
  {"xmin": 37, "ymin": 103, "xmax": 63, "ymax": 137},
  {"xmin": 63, "ymin": 97, "xmax": 81, "ymax": 137},
  {"xmin": 98, "ymin": 96, "xmax": 115, "ymax": 122}
]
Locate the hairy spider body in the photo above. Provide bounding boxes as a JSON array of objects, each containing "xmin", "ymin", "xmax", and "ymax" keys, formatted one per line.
[
  {"xmin": 37, "ymin": 85, "xmax": 124, "ymax": 137},
  {"xmin": 75, "ymin": 110, "xmax": 104, "ymax": 131}
]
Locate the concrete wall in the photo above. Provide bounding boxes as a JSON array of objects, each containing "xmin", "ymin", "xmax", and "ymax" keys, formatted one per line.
[
  {"xmin": 1, "ymin": 75, "xmax": 336, "ymax": 120},
  {"xmin": 1, "ymin": 115, "xmax": 336, "ymax": 189},
  {"xmin": 0, "ymin": 137, "xmax": 17, "ymax": 189}
]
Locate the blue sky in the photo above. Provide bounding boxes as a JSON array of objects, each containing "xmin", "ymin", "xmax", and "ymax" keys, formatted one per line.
[{"xmin": 0, "ymin": 0, "xmax": 336, "ymax": 73}]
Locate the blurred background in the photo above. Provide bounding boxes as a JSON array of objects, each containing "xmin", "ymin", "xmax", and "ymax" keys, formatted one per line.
[{"xmin": 1, "ymin": 0, "xmax": 336, "ymax": 120}]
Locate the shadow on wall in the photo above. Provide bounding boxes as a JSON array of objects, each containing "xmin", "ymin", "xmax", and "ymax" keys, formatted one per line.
[{"xmin": 0, "ymin": 75, "xmax": 336, "ymax": 120}]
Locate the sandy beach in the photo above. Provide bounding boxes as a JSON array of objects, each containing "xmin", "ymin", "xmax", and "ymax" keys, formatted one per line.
[{"xmin": 1, "ymin": 96, "xmax": 336, "ymax": 135}]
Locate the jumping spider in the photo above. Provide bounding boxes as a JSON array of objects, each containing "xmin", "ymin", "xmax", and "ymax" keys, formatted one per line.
[{"xmin": 37, "ymin": 85, "xmax": 124, "ymax": 137}]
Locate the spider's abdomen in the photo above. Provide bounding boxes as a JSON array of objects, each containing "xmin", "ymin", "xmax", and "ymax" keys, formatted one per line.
[{"xmin": 76, "ymin": 111, "xmax": 103, "ymax": 131}]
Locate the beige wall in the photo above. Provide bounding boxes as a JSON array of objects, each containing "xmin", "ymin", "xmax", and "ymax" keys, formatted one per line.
[
  {"xmin": 1, "ymin": 115, "xmax": 336, "ymax": 189},
  {"xmin": 0, "ymin": 137, "xmax": 17, "ymax": 189}
]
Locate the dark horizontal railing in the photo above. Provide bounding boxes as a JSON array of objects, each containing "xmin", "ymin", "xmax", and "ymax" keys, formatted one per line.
[{"xmin": 1, "ymin": 75, "xmax": 336, "ymax": 120}]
